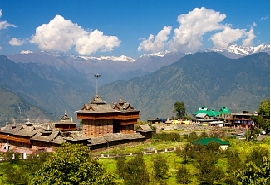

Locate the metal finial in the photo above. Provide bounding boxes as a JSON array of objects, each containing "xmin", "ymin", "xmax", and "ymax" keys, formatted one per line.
[{"xmin": 94, "ymin": 73, "xmax": 101, "ymax": 95}]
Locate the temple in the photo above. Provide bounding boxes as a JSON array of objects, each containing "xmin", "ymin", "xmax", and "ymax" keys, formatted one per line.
[{"xmin": 76, "ymin": 95, "xmax": 140, "ymax": 137}]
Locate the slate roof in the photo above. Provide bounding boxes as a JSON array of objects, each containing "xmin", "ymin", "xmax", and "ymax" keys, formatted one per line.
[
  {"xmin": 76, "ymin": 95, "xmax": 140, "ymax": 114},
  {"xmin": 136, "ymin": 124, "xmax": 153, "ymax": 132},
  {"xmin": 192, "ymin": 137, "xmax": 230, "ymax": 146},
  {"xmin": 0, "ymin": 124, "xmax": 38, "ymax": 137},
  {"xmin": 87, "ymin": 133, "xmax": 145, "ymax": 146},
  {"xmin": 31, "ymin": 130, "xmax": 60, "ymax": 142}
]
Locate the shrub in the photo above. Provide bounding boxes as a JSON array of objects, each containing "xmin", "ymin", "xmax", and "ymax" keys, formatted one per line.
[
  {"xmin": 152, "ymin": 132, "xmax": 180, "ymax": 142},
  {"xmin": 187, "ymin": 131, "xmax": 198, "ymax": 142}
]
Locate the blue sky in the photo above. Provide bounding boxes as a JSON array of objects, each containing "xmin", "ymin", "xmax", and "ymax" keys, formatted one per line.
[{"xmin": 0, "ymin": 0, "xmax": 269, "ymax": 59}]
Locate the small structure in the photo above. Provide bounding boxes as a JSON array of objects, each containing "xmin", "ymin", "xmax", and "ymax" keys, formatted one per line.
[
  {"xmin": 192, "ymin": 137, "xmax": 230, "ymax": 150},
  {"xmin": 147, "ymin": 118, "xmax": 161, "ymax": 124},
  {"xmin": 136, "ymin": 124, "xmax": 154, "ymax": 139},
  {"xmin": 54, "ymin": 111, "xmax": 77, "ymax": 131}
]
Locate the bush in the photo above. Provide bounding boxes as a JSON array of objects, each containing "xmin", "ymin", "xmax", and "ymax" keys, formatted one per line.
[
  {"xmin": 187, "ymin": 131, "xmax": 198, "ymax": 142},
  {"xmin": 152, "ymin": 132, "xmax": 181, "ymax": 142}
]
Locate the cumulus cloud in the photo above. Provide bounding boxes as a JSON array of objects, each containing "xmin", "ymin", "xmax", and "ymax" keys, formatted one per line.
[
  {"xmin": 0, "ymin": 9, "xmax": 16, "ymax": 30},
  {"xmin": 242, "ymin": 27, "xmax": 256, "ymax": 47},
  {"xmin": 169, "ymin": 7, "xmax": 226, "ymax": 52},
  {"xmin": 9, "ymin": 38, "xmax": 25, "ymax": 46},
  {"xmin": 139, "ymin": 7, "xmax": 260, "ymax": 53},
  {"xmin": 30, "ymin": 15, "xmax": 120, "ymax": 55},
  {"xmin": 210, "ymin": 25, "xmax": 246, "ymax": 48},
  {"xmin": 138, "ymin": 26, "xmax": 172, "ymax": 52}
]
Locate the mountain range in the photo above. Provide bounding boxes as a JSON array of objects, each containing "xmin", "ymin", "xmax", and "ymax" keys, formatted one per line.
[{"xmin": 0, "ymin": 44, "xmax": 269, "ymax": 122}]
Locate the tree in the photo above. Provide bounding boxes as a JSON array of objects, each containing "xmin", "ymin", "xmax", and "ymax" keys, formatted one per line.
[
  {"xmin": 195, "ymin": 150, "xmax": 224, "ymax": 185},
  {"xmin": 121, "ymin": 154, "xmax": 150, "ymax": 185},
  {"xmin": 115, "ymin": 156, "xmax": 126, "ymax": 179},
  {"xmin": 176, "ymin": 165, "xmax": 191, "ymax": 184},
  {"xmin": 30, "ymin": 142, "xmax": 115, "ymax": 185},
  {"xmin": 245, "ymin": 146, "xmax": 269, "ymax": 167},
  {"xmin": 257, "ymin": 98, "xmax": 270, "ymax": 133},
  {"xmin": 234, "ymin": 157, "xmax": 270, "ymax": 185},
  {"xmin": 173, "ymin": 102, "xmax": 186, "ymax": 119},
  {"xmin": 152, "ymin": 155, "xmax": 169, "ymax": 180}
]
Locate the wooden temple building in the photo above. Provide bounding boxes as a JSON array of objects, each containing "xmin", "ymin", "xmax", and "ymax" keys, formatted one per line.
[
  {"xmin": 0, "ymin": 95, "xmax": 148, "ymax": 154},
  {"xmin": 76, "ymin": 94, "xmax": 140, "ymax": 137}
]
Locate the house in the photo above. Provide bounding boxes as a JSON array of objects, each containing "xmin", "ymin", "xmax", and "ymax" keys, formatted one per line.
[
  {"xmin": 192, "ymin": 137, "xmax": 230, "ymax": 150},
  {"xmin": 226, "ymin": 111, "xmax": 257, "ymax": 128}
]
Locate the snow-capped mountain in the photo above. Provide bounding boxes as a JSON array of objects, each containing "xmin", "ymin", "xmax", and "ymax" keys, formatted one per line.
[
  {"xmin": 78, "ymin": 55, "xmax": 135, "ymax": 62},
  {"xmin": 21, "ymin": 50, "xmax": 33, "ymax": 54},
  {"xmin": 139, "ymin": 50, "xmax": 172, "ymax": 58},
  {"xmin": 202, "ymin": 44, "xmax": 270, "ymax": 59}
]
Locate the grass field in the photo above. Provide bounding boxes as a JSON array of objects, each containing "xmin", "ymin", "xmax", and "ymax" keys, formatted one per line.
[{"xmin": 96, "ymin": 135, "xmax": 270, "ymax": 185}]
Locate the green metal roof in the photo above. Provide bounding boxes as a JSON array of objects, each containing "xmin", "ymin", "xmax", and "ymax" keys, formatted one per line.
[
  {"xmin": 194, "ymin": 106, "xmax": 231, "ymax": 117},
  {"xmin": 192, "ymin": 137, "xmax": 230, "ymax": 146},
  {"xmin": 219, "ymin": 107, "xmax": 231, "ymax": 114}
]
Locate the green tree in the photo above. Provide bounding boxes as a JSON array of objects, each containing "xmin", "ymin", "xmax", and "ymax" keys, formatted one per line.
[
  {"xmin": 176, "ymin": 143, "xmax": 193, "ymax": 164},
  {"xmin": 224, "ymin": 149, "xmax": 244, "ymax": 184},
  {"xmin": 176, "ymin": 165, "xmax": 191, "ymax": 184},
  {"xmin": 195, "ymin": 150, "xmax": 224, "ymax": 185},
  {"xmin": 234, "ymin": 157, "xmax": 270, "ymax": 185},
  {"xmin": 245, "ymin": 146, "xmax": 269, "ymax": 167},
  {"xmin": 115, "ymin": 156, "xmax": 126, "ymax": 179},
  {"xmin": 187, "ymin": 131, "xmax": 198, "ymax": 142},
  {"xmin": 152, "ymin": 155, "xmax": 169, "ymax": 180},
  {"xmin": 257, "ymin": 98, "xmax": 270, "ymax": 133},
  {"xmin": 122, "ymin": 154, "xmax": 150, "ymax": 185},
  {"xmin": 30, "ymin": 142, "xmax": 115, "ymax": 185},
  {"xmin": 173, "ymin": 102, "xmax": 186, "ymax": 119}
]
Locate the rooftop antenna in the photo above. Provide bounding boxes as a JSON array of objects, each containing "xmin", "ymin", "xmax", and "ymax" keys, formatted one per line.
[{"xmin": 94, "ymin": 73, "xmax": 101, "ymax": 95}]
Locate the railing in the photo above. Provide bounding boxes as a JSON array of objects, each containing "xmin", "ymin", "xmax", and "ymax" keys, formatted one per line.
[{"xmin": 92, "ymin": 147, "xmax": 180, "ymax": 158}]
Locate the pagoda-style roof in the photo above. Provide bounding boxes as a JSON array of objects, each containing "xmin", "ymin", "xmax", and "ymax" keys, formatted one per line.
[{"xmin": 76, "ymin": 95, "xmax": 140, "ymax": 114}]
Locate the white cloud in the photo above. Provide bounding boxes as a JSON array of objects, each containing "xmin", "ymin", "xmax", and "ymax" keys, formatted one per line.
[
  {"xmin": 0, "ymin": 9, "xmax": 16, "ymax": 30},
  {"xmin": 139, "ymin": 7, "xmax": 261, "ymax": 53},
  {"xmin": 138, "ymin": 26, "xmax": 172, "ymax": 52},
  {"xmin": 169, "ymin": 7, "xmax": 226, "ymax": 52},
  {"xmin": 242, "ymin": 27, "xmax": 256, "ymax": 47},
  {"xmin": 261, "ymin": 17, "xmax": 268, "ymax": 20},
  {"xmin": 211, "ymin": 25, "xmax": 246, "ymax": 48},
  {"xmin": 9, "ymin": 38, "xmax": 25, "ymax": 46},
  {"xmin": 75, "ymin": 29, "xmax": 121, "ymax": 55},
  {"xmin": 30, "ymin": 15, "xmax": 120, "ymax": 55}
]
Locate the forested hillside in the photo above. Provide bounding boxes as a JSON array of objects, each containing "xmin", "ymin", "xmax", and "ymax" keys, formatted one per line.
[
  {"xmin": 99, "ymin": 52, "xmax": 270, "ymax": 120},
  {"xmin": 0, "ymin": 86, "xmax": 55, "ymax": 125}
]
